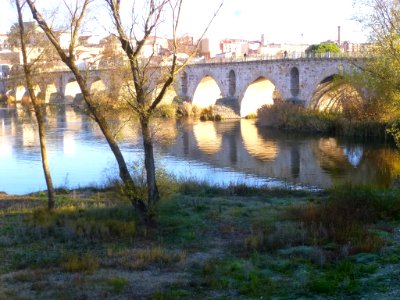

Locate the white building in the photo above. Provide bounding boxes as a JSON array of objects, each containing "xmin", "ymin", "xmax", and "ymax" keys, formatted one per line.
[{"xmin": 199, "ymin": 38, "xmax": 222, "ymax": 58}]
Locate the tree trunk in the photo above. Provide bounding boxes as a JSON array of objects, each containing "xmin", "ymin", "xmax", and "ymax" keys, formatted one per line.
[
  {"xmin": 25, "ymin": 0, "xmax": 147, "ymax": 215},
  {"xmin": 140, "ymin": 116, "xmax": 160, "ymax": 215},
  {"xmin": 15, "ymin": 0, "xmax": 55, "ymax": 209},
  {"xmin": 34, "ymin": 104, "xmax": 55, "ymax": 209}
]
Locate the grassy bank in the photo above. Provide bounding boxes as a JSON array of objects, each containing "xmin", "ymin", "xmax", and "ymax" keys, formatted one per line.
[
  {"xmin": 1, "ymin": 183, "xmax": 400, "ymax": 299},
  {"xmin": 257, "ymin": 102, "xmax": 392, "ymax": 142}
]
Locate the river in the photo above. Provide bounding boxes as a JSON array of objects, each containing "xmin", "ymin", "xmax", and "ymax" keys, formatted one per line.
[{"xmin": 1, "ymin": 104, "xmax": 400, "ymax": 195}]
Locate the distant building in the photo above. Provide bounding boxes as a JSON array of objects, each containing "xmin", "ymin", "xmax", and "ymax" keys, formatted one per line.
[
  {"xmin": 220, "ymin": 39, "xmax": 249, "ymax": 57},
  {"xmin": 0, "ymin": 34, "xmax": 9, "ymax": 50},
  {"xmin": 341, "ymin": 41, "xmax": 372, "ymax": 53},
  {"xmin": 170, "ymin": 35, "xmax": 196, "ymax": 56},
  {"xmin": 140, "ymin": 36, "xmax": 169, "ymax": 58},
  {"xmin": 198, "ymin": 38, "xmax": 221, "ymax": 58},
  {"xmin": 259, "ymin": 43, "xmax": 309, "ymax": 58}
]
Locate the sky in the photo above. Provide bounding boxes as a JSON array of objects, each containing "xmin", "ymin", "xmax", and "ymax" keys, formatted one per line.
[{"xmin": 0, "ymin": 0, "xmax": 369, "ymax": 44}]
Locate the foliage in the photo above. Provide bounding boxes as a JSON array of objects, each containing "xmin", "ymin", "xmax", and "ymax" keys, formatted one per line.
[
  {"xmin": 306, "ymin": 42, "xmax": 341, "ymax": 54},
  {"xmin": 62, "ymin": 253, "xmax": 99, "ymax": 273},
  {"xmin": 108, "ymin": 277, "xmax": 128, "ymax": 293},
  {"xmin": 257, "ymin": 101, "xmax": 336, "ymax": 133},
  {"xmin": 257, "ymin": 100, "xmax": 391, "ymax": 141},
  {"xmin": 387, "ymin": 118, "xmax": 400, "ymax": 147},
  {"xmin": 153, "ymin": 104, "xmax": 177, "ymax": 118},
  {"xmin": 287, "ymin": 185, "xmax": 400, "ymax": 257},
  {"xmin": 352, "ymin": 0, "xmax": 400, "ymax": 145}
]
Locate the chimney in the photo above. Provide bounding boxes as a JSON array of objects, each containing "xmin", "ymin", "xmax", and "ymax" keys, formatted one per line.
[{"xmin": 338, "ymin": 26, "xmax": 341, "ymax": 46}]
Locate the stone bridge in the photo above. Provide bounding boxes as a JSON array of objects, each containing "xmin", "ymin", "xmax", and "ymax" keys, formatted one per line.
[
  {"xmin": 178, "ymin": 57, "xmax": 360, "ymax": 117},
  {"xmin": 1, "ymin": 56, "xmax": 361, "ymax": 117},
  {"xmin": 1, "ymin": 68, "xmax": 115, "ymax": 104}
]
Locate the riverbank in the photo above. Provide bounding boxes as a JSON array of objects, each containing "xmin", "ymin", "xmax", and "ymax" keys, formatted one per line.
[
  {"xmin": 256, "ymin": 101, "xmax": 394, "ymax": 143},
  {"xmin": 1, "ymin": 183, "xmax": 400, "ymax": 299}
]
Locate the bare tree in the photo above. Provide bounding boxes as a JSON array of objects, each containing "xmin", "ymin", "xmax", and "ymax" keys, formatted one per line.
[
  {"xmin": 13, "ymin": 0, "xmax": 55, "ymax": 209},
  {"xmin": 105, "ymin": 0, "xmax": 222, "ymax": 219},
  {"xmin": 25, "ymin": 0, "xmax": 147, "ymax": 215}
]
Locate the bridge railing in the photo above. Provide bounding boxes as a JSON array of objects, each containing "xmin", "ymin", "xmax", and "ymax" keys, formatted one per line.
[{"xmin": 188, "ymin": 51, "xmax": 368, "ymax": 65}]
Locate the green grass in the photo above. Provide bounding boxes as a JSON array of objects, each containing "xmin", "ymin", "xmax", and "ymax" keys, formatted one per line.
[{"xmin": 0, "ymin": 183, "xmax": 400, "ymax": 299}]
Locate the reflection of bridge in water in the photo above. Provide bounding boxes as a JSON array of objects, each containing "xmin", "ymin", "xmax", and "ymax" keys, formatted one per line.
[
  {"xmin": 0, "ymin": 105, "xmax": 399, "ymax": 190},
  {"xmin": 157, "ymin": 119, "xmax": 398, "ymax": 188}
]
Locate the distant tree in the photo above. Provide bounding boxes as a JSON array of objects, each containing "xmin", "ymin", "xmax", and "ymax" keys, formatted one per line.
[
  {"xmin": 353, "ymin": 0, "xmax": 400, "ymax": 143},
  {"xmin": 306, "ymin": 42, "xmax": 341, "ymax": 54}
]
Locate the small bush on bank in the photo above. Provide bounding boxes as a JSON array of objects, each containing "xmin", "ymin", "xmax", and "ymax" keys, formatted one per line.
[
  {"xmin": 257, "ymin": 101, "xmax": 336, "ymax": 133},
  {"xmin": 153, "ymin": 104, "xmax": 177, "ymax": 118},
  {"xmin": 27, "ymin": 206, "xmax": 138, "ymax": 242},
  {"xmin": 176, "ymin": 101, "xmax": 193, "ymax": 117},
  {"xmin": 285, "ymin": 185, "xmax": 400, "ymax": 257},
  {"xmin": 62, "ymin": 253, "xmax": 99, "ymax": 273}
]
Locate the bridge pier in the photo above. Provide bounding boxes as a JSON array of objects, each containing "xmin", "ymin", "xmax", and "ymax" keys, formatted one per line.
[{"xmin": 214, "ymin": 97, "xmax": 240, "ymax": 118}]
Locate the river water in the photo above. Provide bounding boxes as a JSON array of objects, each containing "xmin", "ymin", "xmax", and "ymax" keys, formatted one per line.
[{"xmin": 1, "ymin": 104, "xmax": 400, "ymax": 195}]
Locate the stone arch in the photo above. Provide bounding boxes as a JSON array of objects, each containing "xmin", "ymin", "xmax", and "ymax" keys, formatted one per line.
[
  {"xmin": 44, "ymin": 83, "xmax": 60, "ymax": 103},
  {"xmin": 304, "ymin": 63, "xmax": 346, "ymax": 107},
  {"xmin": 310, "ymin": 74, "xmax": 363, "ymax": 112},
  {"xmin": 290, "ymin": 67, "xmax": 300, "ymax": 97},
  {"xmin": 240, "ymin": 76, "xmax": 279, "ymax": 117},
  {"xmin": 192, "ymin": 75, "xmax": 223, "ymax": 108},
  {"xmin": 153, "ymin": 84, "xmax": 178, "ymax": 105},
  {"xmin": 90, "ymin": 76, "xmax": 106, "ymax": 93},
  {"xmin": 64, "ymin": 77, "xmax": 82, "ymax": 103},
  {"xmin": 15, "ymin": 85, "xmax": 27, "ymax": 101},
  {"xmin": 228, "ymin": 70, "xmax": 236, "ymax": 97}
]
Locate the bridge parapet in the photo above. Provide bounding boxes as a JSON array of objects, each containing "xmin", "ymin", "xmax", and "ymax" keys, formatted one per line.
[{"xmin": 188, "ymin": 51, "xmax": 368, "ymax": 66}]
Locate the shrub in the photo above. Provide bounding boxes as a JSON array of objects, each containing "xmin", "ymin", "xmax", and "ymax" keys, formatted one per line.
[
  {"xmin": 62, "ymin": 253, "xmax": 99, "ymax": 273},
  {"xmin": 286, "ymin": 185, "xmax": 399, "ymax": 257},
  {"xmin": 176, "ymin": 101, "xmax": 193, "ymax": 117},
  {"xmin": 27, "ymin": 206, "xmax": 138, "ymax": 241},
  {"xmin": 257, "ymin": 101, "xmax": 335, "ymax": 133},
  {"xmin": 108, "ymin": 277, "xmax": 128, "ymax": 293},
  {"xmin": 153, "ymin": 104, "xmax": 177, "ymax": 118}
]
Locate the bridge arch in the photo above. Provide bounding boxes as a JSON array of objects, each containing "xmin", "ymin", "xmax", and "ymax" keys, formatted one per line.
[
  {"xmin": 239, "ymin": 75, "xmax": 280, "ymax": 117},
  {"xmin": 15, "ymin": 85, "xmax": 27, "ymax": 102},
  {"xmin": 64, "ymin": 77, "xmax": 82, "ymax": 103},
  {"xmin": 304, "ymin": 62, "xmax": 348, "ymax": 107},
  {"xmin": 310, "ymin": 74, "xmax": 363, "ymax": 113},
  {"xmin": 44, "ymin": 83, "xmax": 60, "ymax": 103},
  {"xmin": 89, "ymin": 76, "xmax": 106, "ymax": 93},
  {"xmin": 192, "ymin": 75, "xmax": 223, "ymax": 109}
]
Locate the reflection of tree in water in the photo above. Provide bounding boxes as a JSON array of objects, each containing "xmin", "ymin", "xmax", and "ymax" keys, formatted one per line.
[
  {"xmin": 313, "ymin": 137, "xmax": 400, "ymax": 188},
  {"xmin": 312, "ymin": 138, "xmax": 353, "ymax": 176},
  {"xmin": 359, "ymin": 149, "xmax": 400, "ymax": 188},
  {"xmin": 152, "ymin": 119, "xmax": 177, "ymax": 146}
]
